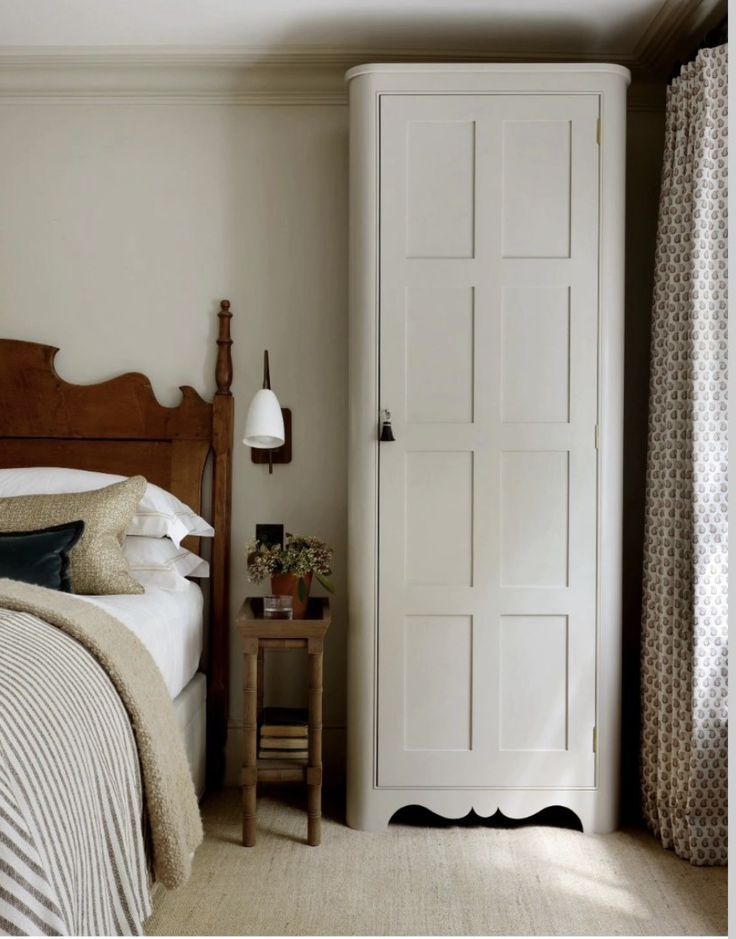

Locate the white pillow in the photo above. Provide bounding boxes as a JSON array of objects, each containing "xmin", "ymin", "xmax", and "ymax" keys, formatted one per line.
[
  {"xmin": 124, "ymin": 536, "xmax": 209, "ymax": 591},
  {"xmin": 0, "ymin": 467, "xmax": 214, "ymax": 548}
]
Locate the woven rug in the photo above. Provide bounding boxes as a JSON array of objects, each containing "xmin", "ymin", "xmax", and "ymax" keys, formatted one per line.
[{"xmin": 146, "ymin": 788, "xmax": 727, "ymax": 936}]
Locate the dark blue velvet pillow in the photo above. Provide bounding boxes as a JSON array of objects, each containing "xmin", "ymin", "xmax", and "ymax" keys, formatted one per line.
[{"xmin": 0, "ymin": 521, "xmax": 85, "ymax": 592}]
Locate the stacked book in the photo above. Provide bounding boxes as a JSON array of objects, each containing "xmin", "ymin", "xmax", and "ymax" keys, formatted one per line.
[{"xmin": 258, "ymin": 707, "xmax": 309, "ymax": 761}]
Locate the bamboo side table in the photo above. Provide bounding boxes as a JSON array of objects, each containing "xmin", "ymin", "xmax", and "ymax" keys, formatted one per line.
[{"xmin": 236, "ymin": 596, "xmax": 331, "ymax": 847}]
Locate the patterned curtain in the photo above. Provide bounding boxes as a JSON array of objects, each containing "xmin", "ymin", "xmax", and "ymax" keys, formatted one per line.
[{"xmin": 641, "ymin": 44, "xmax": 728, "ymax": 866}]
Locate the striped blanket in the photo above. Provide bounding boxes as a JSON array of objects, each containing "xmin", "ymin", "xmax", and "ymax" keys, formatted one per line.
[{"xmin": 0, "ymin": 581, "xmax": 203, "ymax": 936}]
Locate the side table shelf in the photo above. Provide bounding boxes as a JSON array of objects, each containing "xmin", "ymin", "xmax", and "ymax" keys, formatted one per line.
[{"xmin": 236, "ymin": 596, "xmax": 331, "ymax": 846}]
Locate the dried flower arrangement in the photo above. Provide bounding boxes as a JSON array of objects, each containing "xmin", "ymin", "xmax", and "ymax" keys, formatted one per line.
[{"xmin": 247, "ymin": 533, "xmax": 334, "ymax": 615}]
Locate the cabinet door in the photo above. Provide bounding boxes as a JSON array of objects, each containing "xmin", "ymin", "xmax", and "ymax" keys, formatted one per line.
[{"xmin": 377, "ymin": 94, "xmax": 600, "ymax": 789}]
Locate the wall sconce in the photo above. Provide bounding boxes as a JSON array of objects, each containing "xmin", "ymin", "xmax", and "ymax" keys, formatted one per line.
[{"xmin": 243, "ymin": 350, "xmax": 292, "ymax": 474}]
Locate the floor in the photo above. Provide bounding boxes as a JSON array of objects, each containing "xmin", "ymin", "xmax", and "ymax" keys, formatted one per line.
[{"xmin": 146, "ymin": 788, "xmax": 727, "ymax": 936}]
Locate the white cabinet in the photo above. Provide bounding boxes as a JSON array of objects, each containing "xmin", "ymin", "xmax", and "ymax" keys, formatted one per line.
[{"xmin": 347, "ymin": 64, "xmax": 629, "ymax": 833}]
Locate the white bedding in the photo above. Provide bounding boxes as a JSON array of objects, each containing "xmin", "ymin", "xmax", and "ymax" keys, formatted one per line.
[{"xmin": 80, "ymin": 579, "xmax": 204, "ymax": 699}]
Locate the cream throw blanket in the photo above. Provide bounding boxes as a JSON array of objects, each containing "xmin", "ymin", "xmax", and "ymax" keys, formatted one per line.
[{"xmin": 0, "ymin": 578, "xmax": 203, "ymax": 888}]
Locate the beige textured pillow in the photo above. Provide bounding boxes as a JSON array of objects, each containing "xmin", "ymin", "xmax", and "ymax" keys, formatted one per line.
[{"xmin": 0, "ymin": 476, "xmax": 146, "ymax": 595}]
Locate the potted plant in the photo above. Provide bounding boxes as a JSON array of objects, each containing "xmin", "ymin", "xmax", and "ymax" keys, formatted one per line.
[{"xmin": 246, "ymin": 533, "xmax": 334, "ymax": 618}]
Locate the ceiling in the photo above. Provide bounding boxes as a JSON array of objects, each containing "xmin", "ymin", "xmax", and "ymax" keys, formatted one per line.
[{"xmin": 0, "ymin": 0, "xmax": 725, "ymax": 76}]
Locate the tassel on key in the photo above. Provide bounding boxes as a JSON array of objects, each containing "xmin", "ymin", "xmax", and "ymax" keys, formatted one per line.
[{"xmin": 380, "ymin": 409, "xmax": 396, "ymax": 442}]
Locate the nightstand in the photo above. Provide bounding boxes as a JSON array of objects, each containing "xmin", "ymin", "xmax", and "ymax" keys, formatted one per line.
[{"xmin": 236, "ymin": 596, "xmax": 331, "ymax": 846}]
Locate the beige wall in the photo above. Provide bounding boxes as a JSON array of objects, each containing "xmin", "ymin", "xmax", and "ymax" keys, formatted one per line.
[
  {"xmin": 0, "ymin": 89, "xmax": 664, "ymax": 789},
  {"xmin": 0, "ymin": 100, "xmax": 349, "ymax": 783}
]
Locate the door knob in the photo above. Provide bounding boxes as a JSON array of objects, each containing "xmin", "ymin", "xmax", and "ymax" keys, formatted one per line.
[{"xmin": 380, "ymin": 409, "xmax": 396, "ymax": 442}]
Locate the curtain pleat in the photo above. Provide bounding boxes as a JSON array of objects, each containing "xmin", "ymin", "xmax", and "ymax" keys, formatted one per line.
[{"xmin": 641, "ymin": 43, "xmax": 728, "ymax": 866}]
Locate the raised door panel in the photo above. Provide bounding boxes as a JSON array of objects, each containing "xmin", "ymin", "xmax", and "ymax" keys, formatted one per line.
[
  {"xmin": 500, "ymin": 450, "xmax": 569, "ymax": 588},
  {"xmin": 406, "ymin": 121, "xmax": 476, "ymax": 258},
  {"xmin": 499, "ymin": 615, "xmax": 569, "ymax": 751},
  {"xmin": 501, "ymin": 286, "xmax": 570, "ymax": 424},
  {"xmin": 404, "ymin": 615, "xmax": 473, "ymax": 751},
  {"xmin": 502, "ymin": 120, "xmax": 572, "ymax": 258},
  {"xmin": 405, "ymin": 450, "xmax": 474, "ymax": 587},
  {"xmin": 406, "ymin": 287, "xmax": 475, "ymax": 424},
  {"xmin": 378, "ymin": 93, "xmax": 599, "ymax": 789}
]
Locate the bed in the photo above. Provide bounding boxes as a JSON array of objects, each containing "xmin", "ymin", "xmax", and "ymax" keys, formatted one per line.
[
  {"xmin": 86, "ymin": 579, "xmax": 208, "ymax": 795},
  {"xmin": 0, "ymin": 302, "xmax": 234, "ymax": 934}
]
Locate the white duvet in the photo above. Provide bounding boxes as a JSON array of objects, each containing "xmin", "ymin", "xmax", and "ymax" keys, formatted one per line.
[{"xmin": 80, "ymin": 579, "xmax": 204, "ymax": 699}]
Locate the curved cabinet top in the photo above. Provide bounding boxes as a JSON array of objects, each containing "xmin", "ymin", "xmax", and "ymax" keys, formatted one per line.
[{"xmin": 345, "ymin": 62, "xmax": 631, "ymax": 92}]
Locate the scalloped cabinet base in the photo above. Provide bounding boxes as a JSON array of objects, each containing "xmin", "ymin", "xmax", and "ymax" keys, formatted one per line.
[
  {"xmin": 347, "ymin": 788, "xmax": 609, "ymax": 834},
  {"xmin": 347, "ymin": 64, "xmax": 629, "ymax": 835}
]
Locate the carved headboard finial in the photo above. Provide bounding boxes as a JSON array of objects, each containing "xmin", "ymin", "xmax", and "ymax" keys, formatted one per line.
[{"xmin": 216, "ymin": 299, "xmax": 233, "ymax": 396}]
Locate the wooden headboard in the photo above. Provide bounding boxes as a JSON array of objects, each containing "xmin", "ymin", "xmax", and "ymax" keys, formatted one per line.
[{"xmin": 0, "ymin": 300, "xmax": 234, "ymax": 788}]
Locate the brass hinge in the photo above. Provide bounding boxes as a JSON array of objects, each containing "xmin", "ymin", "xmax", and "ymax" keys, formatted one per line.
[
  {"xmin": 595, "ymin": 425, "xmax": 600, "ymax": 450},
  {"xmin": 593, "ymin": 726, "xmax": 598, "ymax": 753},
  {"xmin": 596, "ymin": 118, "xmax": 601, "ymax": 145}
]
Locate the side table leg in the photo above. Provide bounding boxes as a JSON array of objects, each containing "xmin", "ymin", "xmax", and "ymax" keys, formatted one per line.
[
  {"xmin": 257, "ymin": 647, "xmax": 264, "ymax": 723},
  {"xmin": 242, "ymin": 641, "xmax": 258, "ymax": 847},
  {"xmin": 307, "ymin": 640, "xmax": 323, "ymax": 846}
]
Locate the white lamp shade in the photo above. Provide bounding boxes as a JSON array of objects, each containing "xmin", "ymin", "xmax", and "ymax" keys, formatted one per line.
[{"xmin": 243, "ymin": 388, "xmax": 285, "ymax": 448}]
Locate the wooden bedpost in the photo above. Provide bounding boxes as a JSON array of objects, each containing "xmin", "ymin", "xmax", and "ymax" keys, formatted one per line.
[{"xmin": 209, "ymin": 299, "xmax": 234, "ymax": 788}]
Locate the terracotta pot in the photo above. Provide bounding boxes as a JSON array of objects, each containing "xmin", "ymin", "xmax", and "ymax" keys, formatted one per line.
[{"xmin": 270, "ymin": 571, "xmax": 312, "ymax": 619}]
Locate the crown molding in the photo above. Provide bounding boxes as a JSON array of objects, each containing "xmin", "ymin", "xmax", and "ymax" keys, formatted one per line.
[
  {"xmin": 0, "ymin": 0, "xmax": 721, "ymax": 102},
  {"xmin": 633, "ymin": 0, "xmax": 726, "ymax": 73},
  {"xmin": 0, "ymin": 60, "xmax": 667, "ymax": 110},
  {"xmin": 0, "ymin": 58, "xmax": 349, "ymax": 105}
]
